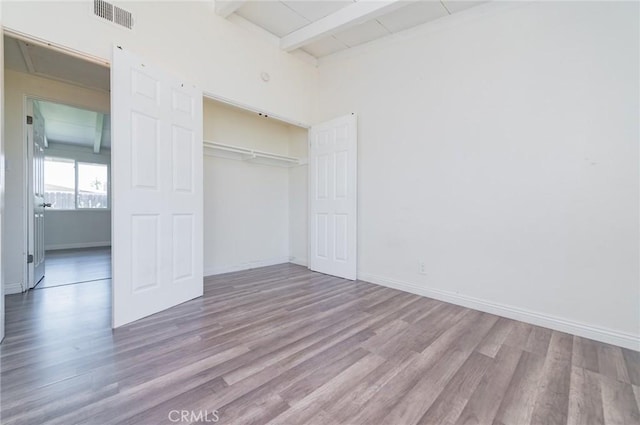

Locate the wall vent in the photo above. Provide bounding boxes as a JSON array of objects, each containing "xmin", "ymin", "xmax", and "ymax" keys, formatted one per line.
[{"xmin": 94, "ymin": 0, "xmax": 133, "ymax": 30}]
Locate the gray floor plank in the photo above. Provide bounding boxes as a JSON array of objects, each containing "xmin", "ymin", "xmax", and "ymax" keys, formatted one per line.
[
  {"xmin": 599, "ymin": 373, "xmax": 640, "ymax": 425},
  {"xmin": 492, "ymin": 350, "xmax": 545, "ymax": 425},
  {"xmin": 530, "ymin": 334, "xmax": 573, "ymax": 425},
  {"xmin": 567, "ymin": 366, "xmax": 604, "ymax": 425},
  {"xmin": 454, "ymin": 344, "xmax": 523, "ymax": 425}
]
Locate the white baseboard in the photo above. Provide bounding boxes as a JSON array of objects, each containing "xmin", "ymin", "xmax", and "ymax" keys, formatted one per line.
[
  {"xmin": 204, "ymin": 257, "xmax": 290, "ymax": 277},
  {"xmin": 358, "ymin": 272, "xmax": 640, "ymax": 351},
  {"xmin": 289, "ymin": 256, "xmax": 308, "ymax": 267},
  {"xmin": 4, "ymin": 282, "xmax": 24, "ymax": 295},
  {"xmin": 45, "ymin": 241, "xmax": 111, "ymax": 251}
]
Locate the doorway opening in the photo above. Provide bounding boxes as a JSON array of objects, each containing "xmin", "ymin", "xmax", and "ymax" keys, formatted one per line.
[
  {"xmin": 3, "ymin": 34, "xmax": 112, "ymax": 295},
  {"xmin": 32, "ymin": 99, "xmax": 112, "ymax": 289}
]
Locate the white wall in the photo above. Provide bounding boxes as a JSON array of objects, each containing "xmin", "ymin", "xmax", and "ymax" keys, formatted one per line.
[
  {"xmin": 1, "ymin": 1, "xmax": 317, "ymax": 126},
  {"xmin": 317, "ymin": 2, "xmax": 640, "ymax": 348},
  {"xmin": 45, "ymin": 211, "xmax": 110, "ymax": 250},
  {"xmin": 4, "ymin": 70, "xmax": 109, "ymax": 293},
  {"xmin": 203, "ymin": 100, "xmax": 307, "ymax": 275},
  {"xmin": 43, "ymin": 142, "xmax": 111, "ymax": 251}
]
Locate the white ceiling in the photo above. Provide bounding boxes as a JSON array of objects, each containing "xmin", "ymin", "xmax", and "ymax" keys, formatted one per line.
[
  {"xmin": 36, "ymin": 100, "xmax": 111, "ymax": 150},
  {"xmin": 222, "ymin": 0, "xmax": 488, "ymax": 58},
  {"xmin": 4, "ymin": 35, "xmax": 110, "ymax": 92}
]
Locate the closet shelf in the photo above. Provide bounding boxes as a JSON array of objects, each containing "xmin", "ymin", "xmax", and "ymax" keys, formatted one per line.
[{"xmin": 203, "ymin": 140, "xmax": 306, "ymax": 168}]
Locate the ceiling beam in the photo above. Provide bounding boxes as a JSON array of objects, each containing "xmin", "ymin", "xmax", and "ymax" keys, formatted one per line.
[
  {"xmin": 280, "ymin": 0, "xmax": 406, "ymax": 52},
  {"xmin": 17, "ymin": 40, "xmax": 36, "ymax": 74},
  {"xmin": 94, "ymin": 113, "xmax": 104, "ymax": 154},
  {"xmin": 215, "ymin": 0, "xmax": 246, "ymax": 18}
]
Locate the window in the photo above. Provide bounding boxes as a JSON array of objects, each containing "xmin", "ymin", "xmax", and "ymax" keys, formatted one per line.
[
  {"xmin": 45, "ymin": 157, "xmax": 109, "ymax": 209},
  {"xmin": 44, "ymin": 158, "xmax": 75, "ymax": 209},
  {"xmin": 77, "ymin": 162, "xmax": 108, "ymax": 208}
]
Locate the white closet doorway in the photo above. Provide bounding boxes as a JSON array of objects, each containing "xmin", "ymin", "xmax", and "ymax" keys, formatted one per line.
[
  {"xmin": 201, "ymin": 99, "xmax": 357, "ymax": 281},
  {"xmin": 201, "ymin": 99, "xmax": 309, "ymax": 275}
]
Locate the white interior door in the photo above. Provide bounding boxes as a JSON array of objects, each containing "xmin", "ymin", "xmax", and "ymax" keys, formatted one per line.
[
  {"xmin": 112, "ymin": 46, "xmax": 203, "ymax": 328},
  {"xmin": 309, "ymin": 114, "xmax": 357, "ymax": 280},
  {"xmin": 31, "ymin": 102, "xmax": 46, "ymax": 287}
]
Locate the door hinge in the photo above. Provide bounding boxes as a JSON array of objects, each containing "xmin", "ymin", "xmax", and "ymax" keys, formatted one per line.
[
  {"xmin": 27, "ymin": 254, "xmax": 34, "ymax": 264},
  {"xmin": 26, "ymin": 116, "xmax": 33, "ymax": 125}
]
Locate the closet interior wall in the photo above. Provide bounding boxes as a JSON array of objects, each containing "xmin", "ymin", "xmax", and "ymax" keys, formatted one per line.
[{"xmin": 203, "ymin": 99, "xmax": 308, "ymax": 276}]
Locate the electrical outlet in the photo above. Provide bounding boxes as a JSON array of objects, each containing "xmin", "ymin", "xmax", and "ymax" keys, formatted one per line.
[{"xmin": 419, "ymin": 261, "xmax": 426, "ymax": 275}]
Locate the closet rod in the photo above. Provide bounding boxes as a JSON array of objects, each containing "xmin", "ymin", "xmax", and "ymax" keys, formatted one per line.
[{"xmin": 203, "ymin": 140, "xmax": 301, "ymax": 166}]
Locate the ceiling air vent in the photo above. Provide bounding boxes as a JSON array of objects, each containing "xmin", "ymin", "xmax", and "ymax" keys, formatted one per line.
[{"xmin": 94, "ymin": 0, "xmax": 133, "ymax": 30}]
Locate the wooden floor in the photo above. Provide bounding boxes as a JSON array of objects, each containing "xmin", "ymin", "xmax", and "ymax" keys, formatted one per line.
[
  {"xmin": 35, "ymin": 247, "xmax": 111, "ymax": 289},
  {"xmin": 1, "ymin": 264, "xmax": 638, "ymax": 425}
]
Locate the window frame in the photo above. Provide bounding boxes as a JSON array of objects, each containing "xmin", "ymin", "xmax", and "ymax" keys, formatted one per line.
[{"xmin": 45, "ymin": 155, "xmax": 111, "ymax": 211}]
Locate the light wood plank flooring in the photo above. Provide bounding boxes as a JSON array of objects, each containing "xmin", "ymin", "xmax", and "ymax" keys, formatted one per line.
[
  {"xmin": 35, "ymin": 247, "xmax": 111, "ymax": 289},
  {"xmin": 1, "ymin": 264, "xmax": 638, "ymax": 424}
]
